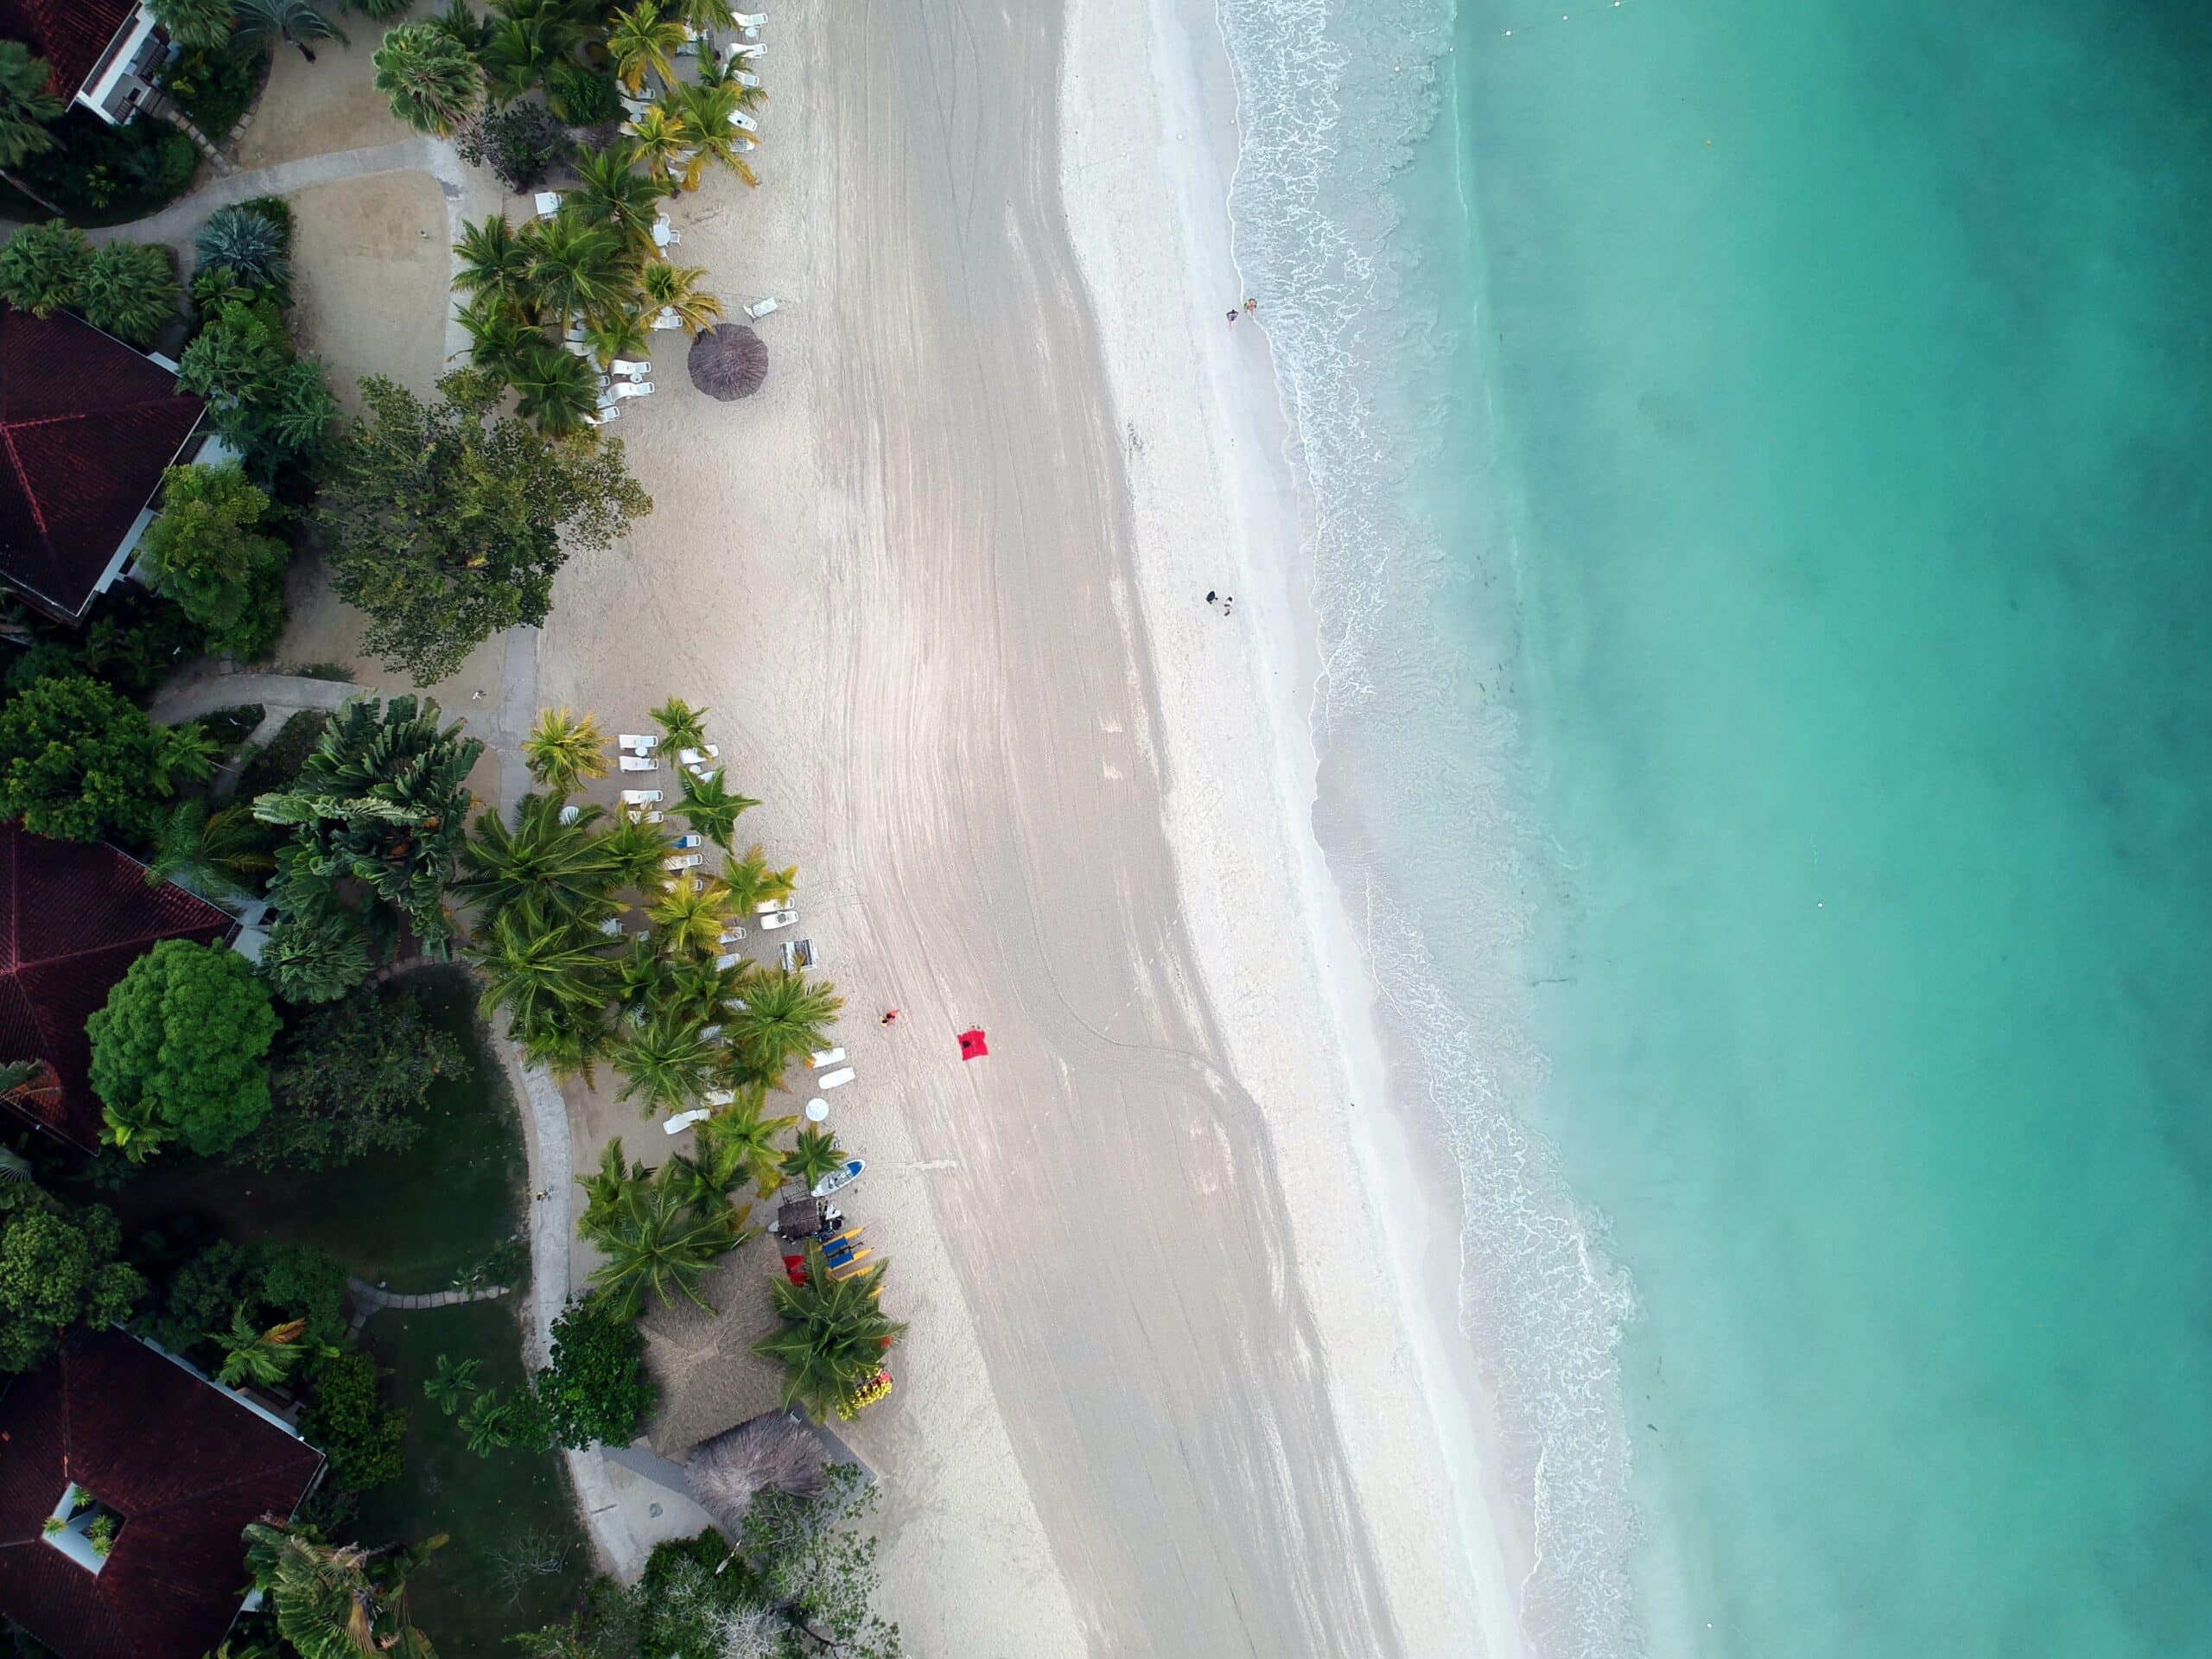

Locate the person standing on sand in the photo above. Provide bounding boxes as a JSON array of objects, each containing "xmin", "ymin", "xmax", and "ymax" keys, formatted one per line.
[
  {"xmin": 1226, "ymin": 308, "xmax": 1238, "ymax": 326},
  {"xmin": 880, "ymin": 1009, "xmax": 900, "ymax": 1026}
]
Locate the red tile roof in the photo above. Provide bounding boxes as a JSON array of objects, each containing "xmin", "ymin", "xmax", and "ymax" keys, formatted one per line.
[
  {"xmin": 0, "ymin": 1329, "xmax": 324, "ymax": 1659},
  {"xmin": 0, "ymin": 0, "xmax": 138, "ymax": 103},
  {"xmin": 0, "ymin": 822, "xmax": 232, "ymax": 1153},
  {"xmin": 0, "ymin": 303, "xmax": 204, "ymax": 623}
]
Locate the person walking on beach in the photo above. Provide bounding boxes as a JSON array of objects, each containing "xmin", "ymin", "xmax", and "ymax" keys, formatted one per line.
[
  {"xmin": 1226, "ymin": 308, "xmax": 1239, "ymax": 327},
  {"xmin": 1206, "ymin": 589, "xmax": 1220, "ymax": 607},
  {"xmin": 880, "ymin": 1009, "xmax": 900, "ymax": 1026},
  {"xmin": 1244, "ymin": 297, "xmax": 1257, "ymax": 316}
]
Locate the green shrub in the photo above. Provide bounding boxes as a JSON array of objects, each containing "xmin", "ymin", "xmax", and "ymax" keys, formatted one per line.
[
  {"xmin": 86, "ymin": 938, "xmax": 280, "ymax": 1160},
  {"xmin": 78, "ymin": 240, "xmax": 181, "ymax": 346},
  {"xmin": 0, "ymin": 676, "xmax": 213, "ymax": 842},
  {"xmin": 455, "ymin": 102, "xmax": 574, "ymax": 192},
  {"xmin": 9, "ymin": 110, "xmax": 200, "ymax": 223},
  {"xmin": 160, "ymin": 41, "xmax": 270, "ymax": 138},
  {"xmin": 242, "ymin": 986, "xmax": 464, "ymax": 1166},
  {"xmin": 547, "ymin": 59, "xmax": 620, "ymax": 126},
  {"xmin": 194, "ymin": 702, "xmax": 267, "ymax": 753},
  {"xmin": 195, "ymin": 204, "xmax": 290, "ymax": 289},
  {"xmin": 133, "ymin": 461, "xmax": 290, "ymax": 657},
  {"xmin": 0, "ymin": 220, "xmax": 88, "ymax": 316},
  {"xmin": 537, "ymin": 1299, "xmax": 655, "ymax": 1449},
  {"xmin": 300, "ymin": 1351, "xmax": 408, "ymax": 1491},
  {"xmin": 154, "ymin": 1237, "xmax": 353, "ymax": 1359},
  {"xmin": 236, "ymin": 709, "xmax": 330, "ymax": 801}
]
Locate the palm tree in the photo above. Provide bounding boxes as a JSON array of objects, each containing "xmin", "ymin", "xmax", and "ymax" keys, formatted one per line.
[
  {"xmin": 466, "ymin": 912, "xmax": 616, "ymax": 1045},
  {"xmin": 721, "ymin": 842, "xmax": 797, "ymax": 912},
  {"xmin": 520, "ymin": 1014, "xmax": 612, "ymax": 1083},
  {"xmin": 460, "ymin": 1388, "xmax": 516, "ymax": 1453},
  {"xmin": 429, "ymin": 0, "xmax": 493, "ymax": 55},
  {"xmin": 696, "ymin": 1091, "xmax": 796, "ymax": 1198},
  {"xmin": 197, "ymin": 203, "xmax": 291, "ymax": 289},
  {"xmin": 668, "ymin": 76, "xmax": 759, "ymax": 189},
  {"xmin": 423, "ymin": 1354, "xmax": 481, "ymax": 1416},
  {"xmin": 0, "ymin": 44, "xmax": 64, "ymax": 214},
  {"xmin": 260, "ymin": 910, "xmax": 375, "ymax": 1005},
  {"xmin": 143, "ymin": 799, "xmax": 276, "ymax": 901},
  {"xmin": 583, "ymin": 1174, "xmax": 753, "ymax": 1319},
  {"xmin": 598, "ymin": 814, "xmax": 673, "ymax": 891},
  {"xmin": 79, "ymin": 241, "xmax": 182, "ymax": 346},
  {"xmin": 372, "ymin": 21, "xmax": 485, "ymax": 137},
  {"xmin": 212, "ymin": 1309, "xmax": 321, "ymax": 1389},
  {"xmin": 513, "ymin": 340, "xmax": 601, "ymax": 435},
  {"xmin": 611, "ymin": 1006, "xmax": 722, "ymax": 1117},
  {"xmin": 621, "ymin": 102, "xmax": 697, "ymax": 189},
  {"xmin": 454, "ymin": 214, "xmax": 536, "ymax": 311},
  {"xmin": 659, "ymin": 951, "xmax": 749, "ymax": 1029},
  {"xmin": 609, "ymin": 935, "xmax": 671, "ymax": 1023},
  {"xmin": 728, "ymin": 972, "xmax": 842, "ymax": 1086},
  {"xmin": 649, "ymin": 696, "xmax": 709, "ymax": 751},
  {"xmin": 580, "ymin": 308, "xmax": 651, "ymax": 372},
  {"xmin": 455, "ymin": 791, "xmax": 620, "ymax": 932},
  {"xmin": 639, "ymin": 259, "xmax": 723, "ymax": 334},
  {"xmin": 646, "ymin": 874, "xmax": 732, "ymax": 957},
  {"xmin": 100, "ymin": 1096, "xmax": 173, "ymax": 1163},
  {"xmin": 523, "ymin": 211, "xmax": 635, "ymax": 329},
  {"xmin": 606, "ymin": 0, "xmax": 687, "ymax": 93},
  {"xmin": 676, "ymin": 768, "xmax": 760, "ymax": 849},
  {"xmin": 571, "ymin": 142, "xmax": 672, "ymax": 253},
  {"xmin": 242, "ymin": 1522, "xmax": 445, "ymax": 1659},
  {"xmin": 152, "ymin": 0, "xmax": 238, "ymax": 52},
  {"xmin": 781, "ymin": 1125, "xmax": 845, "ymax": 1191},
  {"xmin": 455, "ymin": 294, "xmax": 539, "ymax": 380},
  {"xmin": 523, "ymin": 707, "xmax": 610, "ymax": 793},
  {"xmin": 754, "ymin": 1245, "xmax": 907, "ymax": 1415},
  {"xmin": 483, "ymin": 2, "xmax": 586, "ymax": 105},
  {"xmin": 578, "ymin": 1138, "xmax": 649, "ymax": 1232},
  {"xmin": 231, "ymin": 0, "xmax": 347, "ymax": 62}
]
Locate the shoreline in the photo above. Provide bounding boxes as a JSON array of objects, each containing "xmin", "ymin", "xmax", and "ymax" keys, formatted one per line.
[{"xmin": 1062, "ymin": 0, "xmax": 1534, "ymax": 1652}]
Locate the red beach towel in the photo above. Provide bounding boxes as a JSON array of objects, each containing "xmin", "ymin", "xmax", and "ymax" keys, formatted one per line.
[{"xmin": 957, "ymin": 1027, "xmax": 989, "ymax": 1060}]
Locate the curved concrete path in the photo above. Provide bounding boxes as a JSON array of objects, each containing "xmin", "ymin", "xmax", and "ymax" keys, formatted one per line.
[{"xmin": 86, "ymin": 137, "xmax": 451, "ymax": 251}]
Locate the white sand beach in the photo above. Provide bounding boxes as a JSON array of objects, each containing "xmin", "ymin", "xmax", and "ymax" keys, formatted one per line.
[{"xmin": 524, "ymin": 0, "xmax": 1534, "ymax": 1651}]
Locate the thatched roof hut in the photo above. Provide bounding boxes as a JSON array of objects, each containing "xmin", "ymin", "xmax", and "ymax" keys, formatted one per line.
[
  {"xmin": 636, "ymin": 1238, "xmax": 791, "ymax": 1458},
  {"xmin": 687, "ymin": 323, "xmax": 768, "ymax": 401},
  {"xmin": 685, "ymin": 1412, "xmax": 835, "ymax": 1532}
]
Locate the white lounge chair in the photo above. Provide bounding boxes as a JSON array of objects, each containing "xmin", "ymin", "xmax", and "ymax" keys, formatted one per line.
[
  {"xmin": 651, "ymin": 307, "xmax": 683, "ymax": 330},
  {"xmin": 558, "ymin": 804, "xmax": 582, "ymax": 824},
  {"xmin": 611, "ymin": 380, "xmax": 655, "ymax": 399},
  {"xmin": 817, "ymin": 1067, "xmax": 855, "ymax": 1090},
  {"xmin": 672, "ymin": 833, "xmax": 703, "ymax": 849},
  {"xmin": 563, "ymin": 338, "xmax": 595, "ymax": 358},
  {"xmin": 760, "ymin": 907, "xmax": 798, "ymax": 931},
  {"xmin": 620, "ymin": 788, "xmax": 663, "ymax": 804},
  {"xmin": 665, "ymin": 852, "xmax": 705, "ymax": 871},
  {"xmin": 598, "ymin": 918, "xmax": 623, "ymax": 936},
  {"xmin": 663, "ymin": 1109, "xmax": 712, "ymax": 1135},
  {"xmin": 779, "ymin": 938, "xmax": 815, "ymax": 971},
  {"xmin": 582, "ymin": 405, "xmax": 620, "ymax": 426},
  {"xmin": 619, "ymin": 755, "xmax": 658, "ymax": 772},
  {"xmin": 619, "ymin": 733, "xmax": 658, "ymax": 752},
  {"xmin": 703, "ymin": 1089, "xmax": 735, "ymax": 1107},
  {"xmin": 535, "ymin": 191, "xmax": 562, "ymax": 218},
  {"xmin": 732, "ymin": 10, "xmax": 765, "ymax": 24},
  {"xmin": 626, "ymin": 808, "xmax": 663, "ymax": 823},
  {"xmin": 609, "ymin": 358, "xmax": 652, "ymax": 379},
  {"xmin": 806, "ymin": 1047, "xmax": 845, "ymax": 1070},
  {"xmin": 728, "ymin": 41, "xmax": 763, "ymax": 59},
  {"xmin": 734, "ymin": 69, "xmax": 761, "ymax": 88},
  {"xmin": 715, "ymin": 951, "xmax": 743, "ymax": 970},
  {"xmin": 746, "ymin": 297, "xmax": 779, "ymax": 321},
  {"xmin": 677, "ymin": 745, "xmax": 720, "ymax": 766},
  {"xmin": 687, "ymin": 764, "xmax": 720, "ymax": 782},
  {"xmin": 728, "ymin": 109, "xmax": 758, "ymax": 133},
  {"xmin": 718, "ymin": 926, "xmax": 747, "ymax": 944}
]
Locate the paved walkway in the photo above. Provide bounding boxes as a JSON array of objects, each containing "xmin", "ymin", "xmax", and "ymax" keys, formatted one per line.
[
  {"xmin": 349, "ymin": 1276, "xmax": 512, "ymax": 1313},
  {"xmin": 86, "ymin": 137, "xmax": 448, "ymax": 251},
  {"xmin": 149, "ymin": 670, "xmax": 366, "ymax": 726}
]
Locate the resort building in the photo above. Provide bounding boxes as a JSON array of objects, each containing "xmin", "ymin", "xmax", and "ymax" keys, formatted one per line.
[
  {"xmin": 0, "ymin": 302, "xmax": 207, "ymax": 626},
  {"xmin": 0, "ymin": 822, "xmax": 234, "ymax": 1154},
  {"xmin": 0, "ymin": 1328, "xmax": 324, "ymax": 1659},
  {"xmin": 0, "ymin": 1, "xmax": 168, "ymax": 126}
]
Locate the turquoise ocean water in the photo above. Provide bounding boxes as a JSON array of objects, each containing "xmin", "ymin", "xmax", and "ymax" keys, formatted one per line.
[{"xmin": 1218, "ymin": 0, "xmax": 2212, "ymax": 1654}]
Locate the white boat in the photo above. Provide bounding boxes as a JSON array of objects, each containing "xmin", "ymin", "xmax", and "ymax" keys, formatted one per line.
[{"xmin": 811, "ymin": 1158, "xmax": 863, "ymax": 1198}]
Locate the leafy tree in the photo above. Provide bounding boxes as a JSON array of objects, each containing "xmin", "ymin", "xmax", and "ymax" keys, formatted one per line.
[
  {"xmin": 0, "ymin": 44, "xmax": 64, "ymax": 213},
  {"xmin": 466, "ymin": 912, "xmax": 615, "ymax": 1052},
  {"xmin": 299, "ymin": 1351, "xmax": 408, "ymax": 1490},
  {"xmin": 427, "ymin": 0, "xmax": 496, "ymax": 58},
  {"xmin": 241, "ymin": 1522, "xmax": 443, "ymax": 1657},
  {"xmin": 456, "ymin": 791, "xmax": 620, "ymax": 933},
  {"xmin": 512, "ymin": 340, "xmax": 601, "ymax": 435},
  {"xmin": 612, "ymin": 1007, "xmax": 721, "ymax": 1117},
  {"xmin": 741, "ymin": 1467, "xmax": 901, "ymax": 1659},
  {"xmin": 151, "ymin": 0, "xmax": 238, "ymax": 51},
  {"xmin": 536, "ymin": 1298, "xmax": 653, "ymax": 1449},
  {"xmin": 676, "ymin": 768, "xmax": 760, "ymax": 849},
  {"xmin": 143, "ymin": 798, "xmax": 277, "ymax": 901},
  {"xmin": 423, "ymin": 1352, "xmax": 480, "ymax": 1416},
  {"xmin": 0, "ymin": 219, "xmax": 87, "ymax": 316},
  {"xmin": 695, "ymin": 1091, "xmax": 798, "ymax": 1200},
  {"xmin": 781, "ymin": 1125, "xmax": 845, "ymax": 1191},
  {"xmin": 0, "ymin": 1200, "xmax": 143, "ymax": 1373},
  {"xmin": 86, "ymin": 938, "xmax": 280, "ymax": 1160},
  {"xmin": 253, "ymin": 694, "xmax": 484, "ymax": 953},
  {"xmin": 668, "ymin": 76, "xmax": 759, "ymax": 190},
  {"xmin": 755, "ymin": 1246, "xmax": 906, "ymax": 1417},
  {"xmin": 177, "ymin": 297, "xmax": 335, "ymax": 472},
  {"xmin": 455, "ymin": 293, "xmax": 539, "ymax": 382},
  {"xmin": 648, "ymin": 696, "xmax": 708, "ymax": 752},
  {"xmin": 257, "ymin": 909, "xmax": 375, "ymax": 1005},
  {"xmin": 78, "ymin": 240, "xmax": 181, "ymax": 345},
  {"xmin": 728, "ymin": 972, "xmax": 842, "ymax": 1088},
  {"xmin": 319, "ymin": 371, "xmax": 652, "ymax": 683},
  {"xmin": 243, "ymin": 987, "xmax": 464, "ymax": 1168},
  {"xmin": 230, "ymin": 0, "xmax": 348, "ymax": 63},
  {"xmin": 522, "ymin": 210, "xmax": 634, "ymax": 327},
  {"xmin": 607, "ymin": 1, "xmax": 685, "ymax": 93},
  {"xmin": 582, "ymin": 1169, "xmax": 752, "ymax": 1319},
  {"xmin": 154, "ymin": 1237, "xmax": 351, "ymax": 1357},
  {"xmin": 134, "ymin": 461, "xmax": 290, "ymax": 655},
  {"xmin": 373, "ymin": 21, "xmax": 485, "ymax": 136},
  {"xmin": 545, "ymin": 56, "xmax": 620, "ymax": 126},
  {"xmin": 194, "ymin": 203, "xmax": 291, "ymax": 289}
]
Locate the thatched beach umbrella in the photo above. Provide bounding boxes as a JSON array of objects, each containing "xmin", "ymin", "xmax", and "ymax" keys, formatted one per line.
[
  {"xmin": 686, "ymin": 1413, "xmax": 834, "ymax": 1530},
  {"xmin": 688, "ymin": 323, "xmax": 768, "ymax": 401}
]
